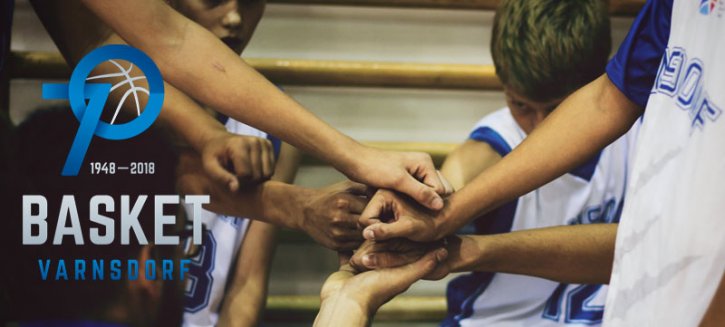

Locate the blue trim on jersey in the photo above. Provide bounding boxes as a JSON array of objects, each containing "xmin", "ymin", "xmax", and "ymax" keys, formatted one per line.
[
  {"xmin": 606, "ymin": 0, "xmax": 673, "ymax": 108},
  {"xmin": 441, "ymin": 272, "xmax": 496, "ymax": 327},
  {"xmin": 568, "ymin": 151, "xmax": 602, "ymax": 181},
  {"xmin": 442, "ymin": 198, "xmax": 518, "ymax": 326},
  {"xmin": 216, "ymin": 112, "xmax": 229, "ymax": 125},
  {"xmin": 469, "ymin": 127, "xmax": 512, "ymax": 156},
  {"xmin": 267, "ymin": 134, "xmax": 282, "ymax": 159},
  {"xmin": 20, "ymin": 322, "xmax": 127, "ymax": 327}
]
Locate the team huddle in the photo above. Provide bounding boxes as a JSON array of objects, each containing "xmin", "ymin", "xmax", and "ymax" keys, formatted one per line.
[{"xmin": 1, "ymin": 0, "xmax": 723, "ymax": 326}]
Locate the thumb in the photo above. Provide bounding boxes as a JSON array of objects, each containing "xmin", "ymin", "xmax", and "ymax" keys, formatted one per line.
[
  {"xmin": 363, "ymin": 219, "xmax": 416, "ymax": 241},
  {"xmin": 202, "ymin": 153, "xmax": 239, "ymax": 192},
  {"xmin": 380, "ymin": 248, "xmax": 448, "ymax": 294},
  {"xmin": 397, "ymin": 174, "xmax": 444, "ymax": 210}
]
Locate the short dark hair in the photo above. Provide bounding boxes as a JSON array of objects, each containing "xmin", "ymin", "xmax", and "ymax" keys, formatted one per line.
[{"xmin": 491, "ymin": 0, "xmax": 612, "ymax": 101}]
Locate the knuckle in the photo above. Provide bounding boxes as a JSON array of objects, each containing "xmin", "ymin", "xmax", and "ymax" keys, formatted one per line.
[{"xmin": 335, "ymin": 198, "xmax": 349, "ymax": 209}]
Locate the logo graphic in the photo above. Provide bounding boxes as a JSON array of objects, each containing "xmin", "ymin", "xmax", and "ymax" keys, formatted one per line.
[
  {"xmin": 700, "ymin": 0, "xmax": 718, "ymax": 15},
  {"xmin": 42, "ymin": 45, "xmax": 164, "ymax": 176}
]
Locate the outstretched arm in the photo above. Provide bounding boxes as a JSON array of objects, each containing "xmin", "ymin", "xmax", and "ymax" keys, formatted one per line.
[
  {"xmin": 353, "ymin": 224, "xmax": 617, "ymax": 285},
  {"xmin": 177, "ymin": 149, "xmax": 367, "ymax": 251},
  {"xmin": 361, "ymin": 74, "xmax": 643, "ymax": 242},
  {"xmin": 29, "ymin": 4, "xmax": 275, "ymax": 191},
  {"xmin": 79, "ymin": 0, "xmax": 446, "ymax": 209}
]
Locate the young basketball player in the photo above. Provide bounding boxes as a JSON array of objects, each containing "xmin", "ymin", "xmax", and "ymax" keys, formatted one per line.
[{"xmin": 354, "ymin": 1, "xmax": 634, "ymax": 325}]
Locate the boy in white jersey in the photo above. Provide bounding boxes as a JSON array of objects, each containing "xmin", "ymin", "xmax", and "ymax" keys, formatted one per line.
[
  {"xmin": 355, "ymin": 1, "xmax": 634, "ymax": 325},
  {"xmin": 437, "ymin": 1, "xmax": 629, "ymax": 325},
  {"xmin": 356, "ymin": 0, "xmax": 725, "ymax": 325}
]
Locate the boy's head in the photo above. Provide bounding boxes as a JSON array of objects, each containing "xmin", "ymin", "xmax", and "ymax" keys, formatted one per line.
[
  {"xmin": 173, "ymin": 0, "xmax": 266, "ymax": 55},
  {"xmin": 491, "ymin": 0, "xmax": 611, "ymax": 134}
]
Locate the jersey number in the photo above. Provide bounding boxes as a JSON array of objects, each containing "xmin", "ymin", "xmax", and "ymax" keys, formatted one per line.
[
  {"xmin": 184, "ymin": 230, "xmax": 216, "ymax": 313},
  {"xmin": 542, "ymin": 284, "xmax": 604, "ymax": 324}
]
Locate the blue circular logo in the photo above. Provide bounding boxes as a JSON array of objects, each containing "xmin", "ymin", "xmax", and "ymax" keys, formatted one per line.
[{"xmin": 68, "ymin": 44, "xmax": 164, "ymax": 140}]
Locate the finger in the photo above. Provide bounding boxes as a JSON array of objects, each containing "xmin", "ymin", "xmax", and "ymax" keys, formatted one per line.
[
  {"xmin": 229, "ymin": 145, "xmax": 252, "ymax": 182},
  {"xmin": 262, "ymin": 139, "xmax": 275, "ymax": 179},
  {"xmin": 424, "ymin": 265, "xmax": 450, "ymax": 281},
  {"xmin": 345, "ymin": 195, "xmax": 369, "ymax": 215},
  {"xmin": 437, "ymin": 170, "xmax": 455, "ymax": 196},
  {"xmin": 380, "ymin": 248, "xmax": 448, "ymax": 294},
  {"xmin": 360, "ymin": 218, "xmax": 381, "ymax": 229},
  {"xmin": 397, "ymin": 174, "xmax": 444, "ymax": 211},
  {"xmin": 363, "ymin": 219, "xmax": 418, "ymax": 241},
  {"xmin": 202, "ymin": 152, "xmax": 239, "ymax": 192},
  {"xmin": 332, "ymin": 227, "xmax": 364, "ymax": 242},
  {"xmin": 335, "ymin": 240, "xmax": 363, "ymax": 252},
  {"xmin": 333, "ymin": 214, "xmax": 361, "ymax": 231},
  {"xmin": 247, "ymin": 141, "xmax": 263, "ymax": 181},
  {"xmin": 419, "ymin": 161, "xmax": 446, "ymax": 196},
  {"xmin": 358, "ymin": 191, "xmax": 387, "ymax": 227},
  {"xmin": 360, "ymin": 251, "xmax": 424, "ymax": 270}
]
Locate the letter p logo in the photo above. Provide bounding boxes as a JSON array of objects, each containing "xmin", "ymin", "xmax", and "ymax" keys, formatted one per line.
[{"xmin": 42, "ymin": 45, "xmax": 164, "ymax": 176}]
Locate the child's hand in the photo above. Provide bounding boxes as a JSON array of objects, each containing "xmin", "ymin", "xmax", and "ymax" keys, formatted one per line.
[
  {"xmin": 349, "ymin": 238, "xmax": 433, "ymax": 271},
  {"xmin": 201, "ymin": 132, "xmax": 275, "ymax": 192},
  {"xmin": 319, "ymin": 248, "xmax": 448, "ymax": 321},
  {"xmin": 358, "ymin": 189, "xmax": 445, "ymax": 243},
  {"xmin": 299, "ymin": 181, "xmax": 371, "ymax": 251},
  {"xmin": 345, "ymin": 148, "xmax": 447, "ymax": 211}
]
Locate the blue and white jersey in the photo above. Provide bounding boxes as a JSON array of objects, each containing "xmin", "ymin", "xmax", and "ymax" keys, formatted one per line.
[
  {"xmin": 443, "ymin": 108, "xmax": 639, "ymax": 327},
  {"xmin": 182, "ymin": 118, "xmax": 280, "ymax": 327},
  {"xmin": 604, "ymin": 0, "xmax": 725, "ymax": 325}
]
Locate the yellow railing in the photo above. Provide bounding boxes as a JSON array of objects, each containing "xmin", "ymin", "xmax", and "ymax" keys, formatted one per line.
[
  {"xmin": 7, "ymin": 51, "xmax": 500, "ymax": 90},
  {"xmin": 268, "ymin": 0, "xmax": 647, "ymax": 16}
]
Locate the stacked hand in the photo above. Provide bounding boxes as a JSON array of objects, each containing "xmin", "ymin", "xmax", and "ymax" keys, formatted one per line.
[
  {"xmin": 299, "ymin": 181, "xmax": 371, "ymax": 251},
  {"xmin": 315, "ymin": 248, "xmax": 448, "ymax": 326},
  {"xmin": 201, "ymin": 131, "xmax": 276, "ymax": 192},
  {"xmin": 359, "ymin": 186, "xmax": 452, "ymax": 243},
  {"xmin": 346, "ymin": 148, "xmax": 449, "ymax": 211}
]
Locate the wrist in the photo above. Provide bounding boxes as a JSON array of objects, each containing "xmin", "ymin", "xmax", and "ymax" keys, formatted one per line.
[
  {"xmin": 257, "ymin": 182, "xmax": 309, "ymax": 231},
  {"xmin": 319, "ymin": 292, "xmax": 372, "ymax": 326},
  {"xmin": 447, "ymin": 235, "xmax": 479, "ymax": 272},
  {"xmin": 290, "ymin": 186, "xmax": 317, "ymax": 231},
  {"xmin": 195, "ymin": 125, "xmax": 227, "ymax": 151},
  {"xmin": 433, "ymin": 202, "xmax": 456, "ymax": 240},
  {"xmin": 335, "ymin": 141, "xmax": 371, "ymax": 181}
]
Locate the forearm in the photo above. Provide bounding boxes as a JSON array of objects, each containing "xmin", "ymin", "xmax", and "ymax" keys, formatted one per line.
[
  {"xmin": 314, "ymin": 296, "xmax": 371, "ymax": 327},
  {"xmin": 447, "ymin": 224, "xmax": 617, "ymax": 284},
  {"xmin": 436, "ymin": 75, "xmax": 642, "ymax": 236},
  {"xmin": 218, "ymin": 221, "xmax": 278, "ymax": 327},
  {"xmin": 81, "ymin": 0, "xmax": 363, "ymax": 171},
  {"xmin": 93, "ymin": 32, "xmax": 230, "ymax": 153},
  {"xmin": 204, "ymin": 181, "xmax": 311, "ymax": 230}
]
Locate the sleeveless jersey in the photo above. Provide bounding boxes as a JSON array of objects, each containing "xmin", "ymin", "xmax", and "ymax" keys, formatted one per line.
[
  {"xmin": 604, "ymin": 0, "xmax": 725, "ymax": 325},
  {"xmin": 444, "ymin": 108, "xmax": 638, "ymax": 326},
  {"xmin": 182, "ymin": 118, "xmax": 279, "ymax": 327}
]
